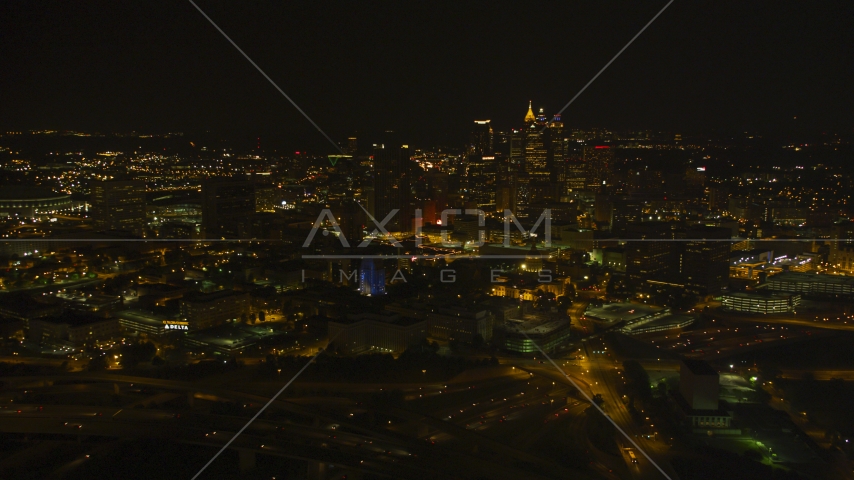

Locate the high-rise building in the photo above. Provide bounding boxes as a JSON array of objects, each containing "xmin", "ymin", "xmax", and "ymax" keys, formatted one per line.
[
  {"xmin": 495, "ymin": 178, "xmax": 518, "ymax": 214},
  {"xmin": 372, "ymin": 134, "xmax": 413, "ymax": 233},
  {"xmin": 90, "ymin": 180, "xmax": 146, "ymax": 235},
  {"xmin": 625, "ymin": 222, "xmax": 676, "ymax": 291},
  {"xmin": 609, "ymin": 195, "xmax": 647, "ymax": 235},
  {"xmin": 360, "ymin": 259, "xmax": 385, "ymax": 296},
  {"xmin": 830, "ymin": 221, "xmax": 854, "ymax": 273},
  {"xmin": 524, "ymin": 104, "xmax": 549, "ymax": 180},
  {"xmin": 336, "ymin": 199, "xmax": 366, "ymax": 243},
  {"xmin": 469, "ymin": 120, "xmax": 493, "ymax": 156},
  {"xmin": 509, "ymin": 128, "xmax": 525, "ymax": 167},
  {"xmin": 465, "ymin": 154, "xmax": 497, "ymax": 208},
  {"xmin": 344, "ymin": 136, "xmax": 358, "ymax": 155},
  {"xmin": 679, "ymin": 359, "xmax": 721, "ymax": 411},
  {"xmin": 583, "ymin": 145, "xmax": 614, "ymax": 193},
  {"xmin": 548, "ymin": 114, "xmax": 566, "ymax": 167},
  {"xmin": 680, "ymin": 226, "xmax": 731, "ymax": 295},
  {"xmin": 565, "ymin": 157, "xmax": 586, "ymax": 191},
  {"xmin": 201, "ymin": 177, "xmax": 255, "ymax": 239}
]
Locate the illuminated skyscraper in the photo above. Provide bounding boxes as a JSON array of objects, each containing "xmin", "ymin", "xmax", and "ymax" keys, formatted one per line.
[
  {"xmin": 548, "ymin": 113, "xmax": 566, "ymax": 183},
  {"xmin": 524, "ymin": 104, "xmax": 549, "ymax": 180},
  {"xmin": 466, "ymin": 120, "xmax": 497, "ymax": 207},
  {"xmin": 465, "ymin": 154, "xmax": 497, "ymax": 208},
  {"xmin": 583, "ymin": 145, "xmax": 614, "ymax": 193},
  {"xmin": 360, "ymin": 259, "xmax": 385, "ymax": 296},
  {"xmin": 509, "ymin": 128, "xmax": 525, "ymax": 166}
]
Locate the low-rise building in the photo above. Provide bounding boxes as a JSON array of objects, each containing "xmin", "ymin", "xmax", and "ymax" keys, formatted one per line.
[
  {"xmin": 384, "ymin": 302, "xmax": 494, "ymax": 343},
  {"xmin": 621, "ymin": 314, "xmax": 695, "ymax": 335},
  {"xmin": 765, "ymin": 272, "xmax": 854, "ymax": 297},
  {"xmin": 180, "ymin": 290, "xmax": 249, "ymax": 329},
  {"xmin": 116, "ymin": 309, "xmax": 181, "ymax": 336},
  {"xmin": 328, "ymin": 312, "xmax": 427, "ymax": 355},
  {"xmin": 495, "ymin": 310, "xmax": 572, "ymax": 354},
  {"xmin": 28, "ymin": 313, "xmax": 120, "ymax": 347},
  {"xmin": 182, "ymin": 323, "xmax": 285, "ymax": 355},
  {"xmin": 721, "ymin": 291, "xmax": 800, "ymax": 314}
]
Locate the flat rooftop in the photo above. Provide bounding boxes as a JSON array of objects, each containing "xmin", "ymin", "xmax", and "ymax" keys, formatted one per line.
[
  {"xmin": 682, "ymin": 358, "xmax": 718, "ymax": 376},
  {"xmin": 504, "ymin": 317, "xmax": 570, "ymax": 336},
  {"xmin": 184, "ymin": 323, "xmax": 282, "ymax": 349},
  {"xmin": 722, "ymin": 291, "xmax": 796, "ymax": 301},
  {"xmin": 115, "ymin": 309, "xmax": 176, "ymax": 326},
  {"xmin": 338, "ymin": 312, "xmax": 424, "ymax": 327},
  {"xmin": 768, "ymin": 272, "xmax": 854, "ymax": 286},
  {"xmin": 624, "ymin": 314, "xmax": 695, "ymax": 332},
  {"xmin": 182, "ymin": 289, "xmax": 245, "ymax": 303},
  {"xmin": 584, "ymin": 303, "xmax": 664, "ymax": 323}
]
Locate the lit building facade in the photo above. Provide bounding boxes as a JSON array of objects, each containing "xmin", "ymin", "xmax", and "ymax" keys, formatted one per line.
[
  {"xmin": 721, "ymin": 292, "xmax": 801, "ymax": 314},
  {"xmin": 360, "ymin": 259, "xmax": 385, "ymax": 296}
]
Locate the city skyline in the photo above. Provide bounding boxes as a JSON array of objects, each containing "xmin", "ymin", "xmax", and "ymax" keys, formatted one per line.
[{"xmin": 1, "ymin": 2, "xmax": 854, "ymax": 480}]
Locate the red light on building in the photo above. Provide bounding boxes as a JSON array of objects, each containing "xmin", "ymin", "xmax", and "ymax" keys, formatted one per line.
[{"xmin": 594, "ymin": 146, "xmax": 610, "ymax": 149}]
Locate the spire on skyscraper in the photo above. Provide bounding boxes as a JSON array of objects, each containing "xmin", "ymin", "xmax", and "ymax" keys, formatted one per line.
[{"xmin": 524, "ymin": 100, "xmax": 536, "ymax": 124}]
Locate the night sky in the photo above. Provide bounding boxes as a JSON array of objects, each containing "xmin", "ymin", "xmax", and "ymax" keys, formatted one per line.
[{"xmin": 1, "ymin": 1, "xmax": 852, "ymax": 150}]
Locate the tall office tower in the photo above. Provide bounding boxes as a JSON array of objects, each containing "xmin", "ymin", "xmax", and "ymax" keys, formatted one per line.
[
  {"xmin": 359, "ymin": 259, "xmax": 385, "ymax": 296},
  {"xmin": 515, "ymin": 173, "xmax": 531, "ymax": 213},
  {"xmin": 524, "ymin": 105, "xmax": 549, "ymax": 180},
  {"xmin": 495, "ymin": 178, "xmax": 517, "ymax": 214},
  {"xmin": 830, "ymin": 221, "xmax": 854, "ymax": 273},
  {"xmin": 465, "ymin": 154, "xmax": 497, "ymax": 208},
  {"xmin": 469, "ymin": 120, "xmax": 494, "ymax": 156},
  {"xmin": 509, "ymin": 128, "xmax": 525, "ymax": 167},
  {"xmin": 706, "ymin": 185, "xmax": 728, "ymax": 213},
  {"xmin": 344, "ymin": 136, "xmax": 358, "ymax": 155},
  {"xmin": 372, "ymin": 134, "xmax": 413, "ymax": 233},
  {"xmin": 90, "ymin": 179, "xmax": 146, "ymax": 235},
  {"xmin": 424, "ymin": 171, "xmax": 449, "ymax": 215},
  {"xmin": 625, "ymin": 222, "xmax": 676, "ymax": 292},
  {"xmin": 493, "ymin": 130, "xmax": 510, "ymax": 156},
  {"xmin": 549, "ymin": 114, "xmax": 566, "ymax": 181},
  {"xmin": 336, "ymin": 199, "xmax": 366, "ymax": 244},
  {"xmin": 201, "ymin": 177, "xmax": 255, "ymax": 239},
  {"xmin": 680, "ymin": 226, "xmax": 731, "ymax": 295},
  {"xmin": 565, "ymin": 156, "xmax": 586, "ymax": 191},
  {"xmin": 609, "ymin": 195, "xmax": 647, "ymax": 235},
  {"xmin": 466, "ymin": 120, "xmax": 497, "ymax": 208},
  {"xmin": 583, "ymin": 145, "xmax": 614, "ymax": 193}
]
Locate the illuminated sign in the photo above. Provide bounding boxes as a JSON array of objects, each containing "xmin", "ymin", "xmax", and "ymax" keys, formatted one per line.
[
  {"xmin": 697, "ymin": 167, "xmax": 706, "ymax": 172},
  {"xmin": 163, "ymin": 320, "xmax": 189, "ymax": 331},
  {"xmin": 594, "ymin": 146, "xmax": 610, "ymax": 149}
]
